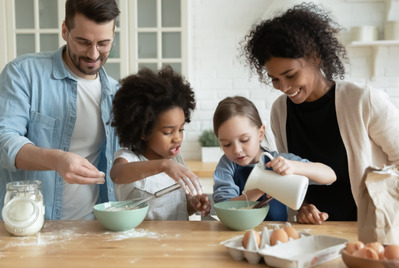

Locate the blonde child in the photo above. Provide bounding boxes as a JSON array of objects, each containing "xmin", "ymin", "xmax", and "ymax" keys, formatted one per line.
[
  {"xmin": 110, "ymin": 66, "xmax": 211, "ymax": 220},
  {"xmin": 212, "ymin": 96, "xmax": 336, "ymax": 221}
]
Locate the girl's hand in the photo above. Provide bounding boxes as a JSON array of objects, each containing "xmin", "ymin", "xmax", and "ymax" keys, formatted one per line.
[
  {"xmin": 189, "ymin": 194, "xmax": 211, "ymax": 217},
  {"xmin": 163, "ymin": 161, "xmax": 203, "ymax": 196},
  {"xmin": 296, "ymin": 203, "xmax": 329, "ymax": 224},
  {"xmin": 265, "ymin": 156, "xmax": 295, "ymax": 175}
]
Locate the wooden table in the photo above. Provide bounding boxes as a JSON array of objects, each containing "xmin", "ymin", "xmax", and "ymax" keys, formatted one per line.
[
  {"xmin": 0, "ymin": 220, "xmax": 355, "ymax": 267},
  {"xmin": 185, "ymin": 161, "xmax": 217, "ymax": 178}
]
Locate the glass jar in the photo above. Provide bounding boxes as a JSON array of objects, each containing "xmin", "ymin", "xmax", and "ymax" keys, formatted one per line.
[{"xmin": 2, "ymin": 180, "xmax": 45, "ymax": 236}]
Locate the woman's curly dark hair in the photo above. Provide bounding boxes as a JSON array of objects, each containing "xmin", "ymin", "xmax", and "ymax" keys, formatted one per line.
[
  {"xmin": 111, "ymin": 66, "xmax": 196, "ymax": 155},
  {"xmin": 242, "ymin": 2, "xmax": 348, "ymax": 83}
]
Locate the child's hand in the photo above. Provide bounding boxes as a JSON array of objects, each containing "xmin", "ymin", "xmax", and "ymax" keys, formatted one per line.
[
  {"xmin": 189, "ymin": 194, "xmax": 211, "ymax": 217},
  {"xmin": 296, "ymin": 203, "xmax": 329, "ymax": 224},
  {"xmin": 163, "ymin": 160, "xmax": 203, "ymax": 196},
  {"xmin": 265, "ymin": 156, "xmax": 296, "ymax": 175}
]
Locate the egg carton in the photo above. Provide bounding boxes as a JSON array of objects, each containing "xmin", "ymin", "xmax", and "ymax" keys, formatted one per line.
[
  {"xmin": 221, "ymin": 223, "xmax": 308, "ymax": 264},
  {"xmin": 220, "ymin": 223, "xmax": 348, "ymax": 267}
]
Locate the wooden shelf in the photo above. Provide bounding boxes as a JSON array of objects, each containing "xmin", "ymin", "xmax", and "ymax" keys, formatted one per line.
[
  {"xmin": 349, "ymin": 40, "xmax": 399, "ymax": 79},
  {"xmin": 185, "ymin": 161, "xmax": 217, "ymax": 178},
  {"xmin": 349, "ymin": 40, "xmax": 399, "ymax": 47}
]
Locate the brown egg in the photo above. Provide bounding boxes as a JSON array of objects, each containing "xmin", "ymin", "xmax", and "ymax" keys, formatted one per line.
[
  {"xmin": 353, "ymin": 247, "xmax": 379, "ymax": 260},
  {"xmin": 384, "ymin": 244, "xmax": 399, "ymax": 260},
  {"xmin": 242, "ymin": 230, "xmax": 260, "ymax": 249},
  {"xmin": 365, "ymin": 242, "xmax": 384, "ymax": 259},
  {"xmin": 345, "ymin": 241, "xmax": 364, "ymax": 254},
  {"xmin": 270, "ymin": 228, "xmax": 289, "ymax": 246},
  {"xmin": 284, "ymin": 226, "xmax": 299, "ymax": 240}
]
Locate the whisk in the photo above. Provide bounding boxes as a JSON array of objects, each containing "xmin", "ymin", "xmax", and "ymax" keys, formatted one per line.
[{"xmin": 105, "ymin": 183, "xmax": 181, "ymax": 211}]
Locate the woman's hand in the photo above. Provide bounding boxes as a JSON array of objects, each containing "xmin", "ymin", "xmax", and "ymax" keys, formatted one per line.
[
  {"xmin": 296, "ymin": 203, "xmax": 328, "ymax": 224},
  {"xmin": 189, "ymin": 194, "xmax": 211, "ymax": 216}
]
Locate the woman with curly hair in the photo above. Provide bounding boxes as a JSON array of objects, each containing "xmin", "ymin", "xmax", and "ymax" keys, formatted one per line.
[
  {"xmin": 242, "ymin": 3, "xmax": 399, "ymax": 224},
  {"xmin": 110, "ymin": 66, "xmax": 210, "ymax": 220}
]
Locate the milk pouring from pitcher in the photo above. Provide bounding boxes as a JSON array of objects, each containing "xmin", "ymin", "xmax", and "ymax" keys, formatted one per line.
[{"xmin": 243, "ymin": 152, "xmax": 309, "ymax": 210}]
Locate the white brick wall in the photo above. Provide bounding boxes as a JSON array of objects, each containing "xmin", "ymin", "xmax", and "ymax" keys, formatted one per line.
[{"xmin": 182, "ymin": 0, "xmax": 399, "ymax": 160}]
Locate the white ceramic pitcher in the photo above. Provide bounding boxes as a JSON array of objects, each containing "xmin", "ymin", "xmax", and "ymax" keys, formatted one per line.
[{"xmin": 243, "ymin": 152, "xmax": 309, "ymax": 210}]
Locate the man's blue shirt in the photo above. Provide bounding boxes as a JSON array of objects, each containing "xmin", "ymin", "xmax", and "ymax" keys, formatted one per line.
[{"xmin": 0, "ymin": 46, "xmax": 120, "ymax": 219}]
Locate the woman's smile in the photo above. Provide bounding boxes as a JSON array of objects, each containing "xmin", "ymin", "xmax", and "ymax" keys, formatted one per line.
[{"xmin": 288, "ymin": 88, "xmax": 301, "ymax": 98}]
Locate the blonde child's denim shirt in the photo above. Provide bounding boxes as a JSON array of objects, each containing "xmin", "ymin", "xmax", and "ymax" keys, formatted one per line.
[{"xmin": 0, "ymin": 46, "xmax": 120, "ymax": 220}]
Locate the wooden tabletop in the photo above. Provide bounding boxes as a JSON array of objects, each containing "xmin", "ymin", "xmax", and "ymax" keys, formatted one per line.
[
  {"xmin": 0, "ymin": 220, "xmax": 356, "ymax": 268},
  {"xmin": 185, "ymin": 161, "xmax": 217, "ymax": 178}
]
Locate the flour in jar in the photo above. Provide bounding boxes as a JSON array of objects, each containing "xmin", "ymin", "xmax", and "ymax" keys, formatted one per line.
[{"xmin": 2, "ymin": 180, "xmax": 45, "ymax": 236}]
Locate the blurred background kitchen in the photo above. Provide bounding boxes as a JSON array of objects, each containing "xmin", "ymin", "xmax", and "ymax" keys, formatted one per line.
[{"xmin": 1, "ymin": 0, "xmax": 398, "ymax": 163}]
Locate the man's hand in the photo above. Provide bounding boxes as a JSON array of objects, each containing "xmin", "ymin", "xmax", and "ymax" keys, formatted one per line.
[
  {"xmin": 55, "ymin": 151, "xmax": 105, "ymax": 184},
  {"xmin": 15, "ymin": 144, "xmax": 105, "ymax": 185}
]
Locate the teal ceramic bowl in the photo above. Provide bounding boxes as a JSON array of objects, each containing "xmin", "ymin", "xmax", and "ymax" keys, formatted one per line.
[
  {"xmin": 214, "ymin": 200, "xmax": 269, "ymax": 231},
  {"xmin": 93, "ymin": 202, "xmax": 149, "ymax": 232}
]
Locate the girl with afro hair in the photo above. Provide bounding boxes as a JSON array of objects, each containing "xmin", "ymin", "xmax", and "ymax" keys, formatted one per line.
[
  {"xmin": 242, "ymin": 3, "xmax": 399, "ymax": 224},
  {"xmin": 110, "ymin": 66, "xmax": 210, "ymax": 220}
]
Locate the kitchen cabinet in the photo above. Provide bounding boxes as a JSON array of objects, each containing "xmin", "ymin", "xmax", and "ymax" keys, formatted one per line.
[{"xmin": 0, "ymin": 0, "xmax": 188, "ymax": 79}]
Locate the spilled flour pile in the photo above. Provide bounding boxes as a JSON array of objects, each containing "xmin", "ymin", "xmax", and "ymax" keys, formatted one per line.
[{"xmin": 104, "ymin": 228, "xmax": 162, "ymax": 241}]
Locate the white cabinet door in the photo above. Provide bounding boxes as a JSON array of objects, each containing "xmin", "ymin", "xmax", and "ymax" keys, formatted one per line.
[
  {"xmin": 133, "ymin": 0, "xmax": 188, "ymax": 75},
  {"xmin": 1, "ymin": 0, "xmax": 65, "ymax": 68},
  {"xmin": 0, "ymin": 0, "xmax": 188, "ymax": 79}
]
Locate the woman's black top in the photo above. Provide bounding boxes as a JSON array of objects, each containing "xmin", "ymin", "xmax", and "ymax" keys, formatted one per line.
[{"xmin": 286, "ymin": 86, "xmax": 357, "ymax": 221}]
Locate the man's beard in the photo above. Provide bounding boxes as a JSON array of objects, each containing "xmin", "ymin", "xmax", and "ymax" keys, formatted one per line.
[{"xmin": 67, "ymin": 46, "xmax": 107, "ymax": 76}]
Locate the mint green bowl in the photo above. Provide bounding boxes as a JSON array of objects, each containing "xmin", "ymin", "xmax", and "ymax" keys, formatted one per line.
[
  {"xmin": 93, "ymin": 202, "xmax": 149, "ymax": 232},
  {"xmin": 214, "ymin": 200, "xmax": 269, "ymax": 231}
]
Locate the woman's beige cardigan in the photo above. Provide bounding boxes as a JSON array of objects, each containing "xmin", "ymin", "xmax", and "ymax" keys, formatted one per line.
[{"xmin": 270, "ymin": 80, "xmax": 399, "ymax": 206}]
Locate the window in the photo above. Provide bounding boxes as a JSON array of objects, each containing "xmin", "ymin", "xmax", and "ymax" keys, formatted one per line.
[
  {"xmin": 135, "ymin": 0, "xmax": 187, "ymax": 74},
  {"xmin": 0, "ymin": 0, "xmax": 188, "ymax": 79}
]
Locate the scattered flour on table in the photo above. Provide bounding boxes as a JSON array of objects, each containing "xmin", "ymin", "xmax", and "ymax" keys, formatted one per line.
[
  {"xmin": 1, "ymin": 224, "xmax": 165, "ymax": 251},
  {"xmin": 105, "ymin": 229, "xmax": 163, "ymax": 241}
]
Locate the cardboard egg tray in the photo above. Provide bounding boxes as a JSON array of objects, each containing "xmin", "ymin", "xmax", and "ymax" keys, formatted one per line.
[{"xmin": 220, "ymin": 224, "xmax": 347, "ymax": 268}]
